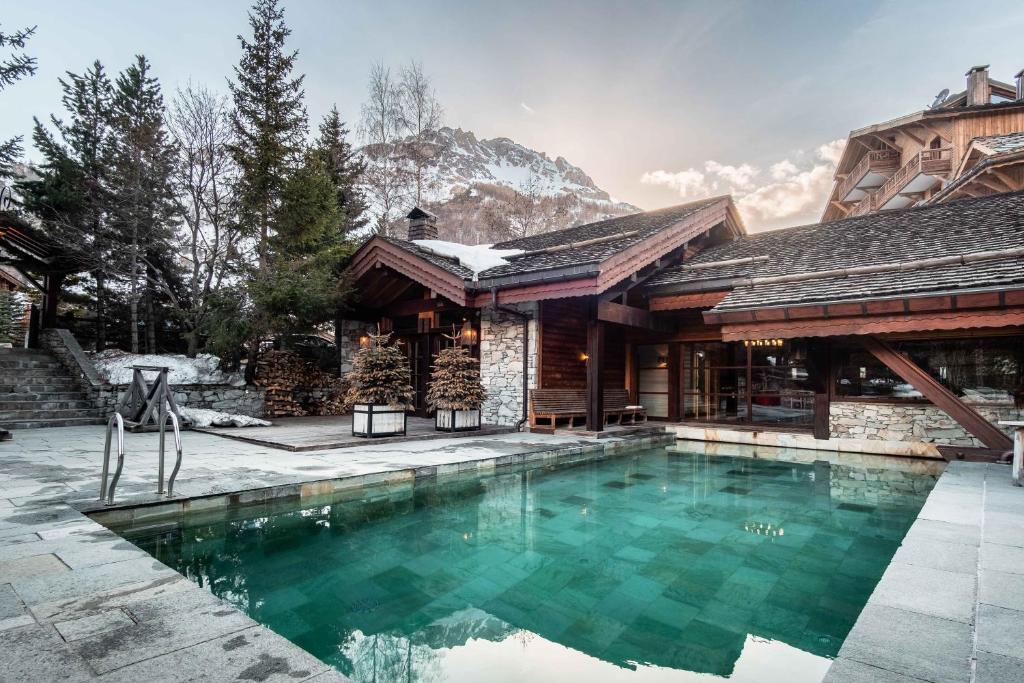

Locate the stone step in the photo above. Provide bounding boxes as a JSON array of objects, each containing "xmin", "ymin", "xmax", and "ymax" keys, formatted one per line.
[
  {"xmin": 0, "ymin": 407, "xmax": 102, "ymax": 421},
  {"xmin": 0, "ymin": 359, "xmax": 64, "ymax": 370},
  {"xmin": 0, "ymin": 374, "xmax": 76, "ymax": 385},
  {"xmin": 0, "ymin": 378, "xmax": 80, "ymax": 395},
  {"xmin": 0, "ymin": 376, "xmax": 79, "ymax": 388},
  {"xmin": 0, "ymin": 391, "xmax": 89, "ymax": 402},
  {"xmin": 0, "ymin": 399, "xmax": 95, "ymax": 411},
  {"xmin": 0, "ymin": 416, "xmax": 107, "ymax": 429}
]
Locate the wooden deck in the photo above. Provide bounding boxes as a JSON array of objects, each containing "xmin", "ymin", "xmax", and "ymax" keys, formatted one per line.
[{"xmin": 196, "ymin": 415, "xmax": 514, "ymax": 452}]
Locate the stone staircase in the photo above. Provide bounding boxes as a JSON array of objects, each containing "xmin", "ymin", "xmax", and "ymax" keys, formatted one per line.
[{"xmin": 0, "ymin": 349, "xmax": 105, "ymax": 429}]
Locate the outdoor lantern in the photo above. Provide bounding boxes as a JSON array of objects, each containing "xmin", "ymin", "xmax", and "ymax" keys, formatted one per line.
[{"xmin": 358, "ymin": 335, "xmax": 370, "ymax": 348}]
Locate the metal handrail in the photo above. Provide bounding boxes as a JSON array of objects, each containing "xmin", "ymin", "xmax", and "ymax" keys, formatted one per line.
[
  {"xmin": 163, "ymin": 408, "xmax": 183, "ymax": 497},
  {"xmin": 100, "ymin": 413, "xmax": 126, "ymax": 505}
]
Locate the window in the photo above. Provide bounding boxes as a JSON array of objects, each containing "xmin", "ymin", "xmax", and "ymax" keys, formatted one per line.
[
  {"xmin": 835, "ymin": 336, "xmax": 1024, "ymax": 403},
  {"xmin": 680, "ymin": 340, "xmax": 814, "ymax": 426}
]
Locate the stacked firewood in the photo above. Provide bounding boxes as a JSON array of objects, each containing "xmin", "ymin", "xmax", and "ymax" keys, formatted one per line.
[{"xmin": 255, "ymin": 350, "xmax": 349, "ymax": 418}]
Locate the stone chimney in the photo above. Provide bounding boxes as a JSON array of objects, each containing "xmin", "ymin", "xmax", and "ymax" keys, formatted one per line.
[
  {"xmin": 406, "ymin": 207, "xmax": 438, "ymax": 241},
  {"xmin": 965, "ymin": 65, "xmax": 991, "ymax": 106},
  {"xmin": 1016, "ymin": 68, "xmax": 1024, "ymax": 101}
]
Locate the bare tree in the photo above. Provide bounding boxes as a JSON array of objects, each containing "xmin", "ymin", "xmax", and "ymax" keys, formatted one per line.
[
  {"xmin": 505, "ymin": 171, "xmax": 548, "ymax": 239},
  {"xmin": 162, "ymin": 84, "xmax": 244, "ymax": 356},
  {"xmin": 359, "ymin": 63, "xmax": 408, "ymax": 236},
  {"xmin": 397, "ymin": 60, "xmax": 443, "ymax": 205}
]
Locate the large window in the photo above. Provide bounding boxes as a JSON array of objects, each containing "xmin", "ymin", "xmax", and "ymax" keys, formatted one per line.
[
  {"xmin": 636, "ymin": 344, "xmax": 669, "ymax": 418},
  {"xmin": 681, "ymin": 340, "xmax": 814, "ymax": 426},
  {"xmin": 835, "ymin": 336, "xmax": 1024, "ymax": 403}
]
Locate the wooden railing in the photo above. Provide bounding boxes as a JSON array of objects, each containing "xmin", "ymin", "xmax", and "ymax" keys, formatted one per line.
[
  {"xmin": 868, "ymin": 148, "xmax": 952, "ymax": 212},
  {"xmin": 836, "ymin": 149, "xmax": 900, "ymax": 203}
]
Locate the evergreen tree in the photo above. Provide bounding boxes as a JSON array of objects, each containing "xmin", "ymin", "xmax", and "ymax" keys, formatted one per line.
[
  {"xmin": 426, "ymin": 343, "xmax": 486, "ymax": 411},
  {"xmin": 252, "ymin": 150, "xmax": 352, "ymax": 336},
  {"xmin": 228, "ymin": 0, "xmax": 307, "ymax": 264},
  {"xmin": 107, "ymin": 55, "xmax": 178, "ymax": 353},
  {"xmin": 0, "ymin": 24, "xmax": 37, "ymax": 176},
  {"xmin": 0, "ymin": 289, "xmax": 16, "ymax": 346},
  {"xmin": 314, "ymin": 106, "xmax": 368, "ymax": 235},
  {"xmin": 19, "ymin": 61, "xmax": 115, "ymax": 348},
  {"xmin": 345, "ymin": 330, "xmax": 414, "ymax": 407}
]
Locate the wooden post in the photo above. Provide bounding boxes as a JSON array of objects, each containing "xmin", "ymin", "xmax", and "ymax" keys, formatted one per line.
[
  {"xmin": 586, "ymin": 317, "xmax": 605, "ymax": 432},
  {"xmin": 42, "ymin": 273, "xmax": 63, "ymax": 328},
  {"xmin": 667, "ymin": 342, "xmax": 681, "ymax": 422}
]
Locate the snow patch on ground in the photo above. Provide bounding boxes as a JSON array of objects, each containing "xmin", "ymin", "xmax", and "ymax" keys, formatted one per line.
[
  {"xmin": 179, "ymin": 407, "xmax": 270, "ymax": 428},
  {"xmin": 412, "ymin": 240, "xmax": 523, "ymax": 278},
  {"xmin": 90, "ymin": 350, "xmax": 245, "ymax": 386}
]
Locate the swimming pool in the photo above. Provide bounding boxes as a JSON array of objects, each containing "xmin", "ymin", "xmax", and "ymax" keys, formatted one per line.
[{"xmin": 114, "ymin": 447, "xmax": 938, "ymax": 682}]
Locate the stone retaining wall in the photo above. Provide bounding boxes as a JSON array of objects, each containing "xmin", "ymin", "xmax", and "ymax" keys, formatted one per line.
[
  {"xmin": 41, "ymin": 328, "xmax": 266, "ymax": 418},
  {"xmin": 479, "ymin": 303, "xmax": 538, "ymax": 426},
  {"xmin": 830, "ymin": 400, "xmax": 1022, "ymax": 449}
]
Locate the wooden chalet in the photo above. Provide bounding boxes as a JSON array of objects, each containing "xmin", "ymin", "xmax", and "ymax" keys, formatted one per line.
[
  {"xmin": 823, "ymin": 65, "xmax": 1024, "ymax": 222},
  {"xmin": 345, "ymin": 191, "xmax": 1023, "ymax": 457}
]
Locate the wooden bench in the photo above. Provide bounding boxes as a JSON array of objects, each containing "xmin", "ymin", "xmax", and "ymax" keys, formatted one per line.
[
  {"xmin": 529, "ymin": 388, "xmax": 647, "ymax": 429},
  {"xmin": 530, "ymin": 389, "xmax": 587, "ymax": 429}
]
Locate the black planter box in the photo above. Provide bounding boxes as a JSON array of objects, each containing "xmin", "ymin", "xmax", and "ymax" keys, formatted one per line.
[
  {"xmin": 435, "ymin": 408, "xmax": 482, "ymax": 432},
  {"xmin": 352, "ymin": 404, "xmax": 407, "ymax": 437}
]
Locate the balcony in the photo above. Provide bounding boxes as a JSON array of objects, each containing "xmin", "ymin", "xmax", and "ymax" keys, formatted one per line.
[
  {"xmin": 849, "ymin": 148, "xmax": 953, "ymax": 215},
  {"xmin": 835, "ymin": 149, "xmax": 900, "ymax": 203}
]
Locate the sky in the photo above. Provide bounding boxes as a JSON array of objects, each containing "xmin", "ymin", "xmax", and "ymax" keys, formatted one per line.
[{"xmin": 4, "ymin": 0, "xmax": 1024, "ymax": 231}]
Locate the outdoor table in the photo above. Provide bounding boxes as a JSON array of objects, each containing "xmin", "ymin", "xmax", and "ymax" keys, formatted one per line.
[{"xmin": 999, "ymin": 421, "xmax": 1024, "ymax": 486}]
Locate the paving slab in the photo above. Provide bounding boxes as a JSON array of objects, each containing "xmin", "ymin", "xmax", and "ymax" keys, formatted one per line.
[
  {"xmin": 976, "ymin": 650, "xmax": 1024, "ymax": 683},
  {"xmin": 890, "ymin": 537, "xmax": 978, "ymax": 575},
  {"xmin": 870, "ymin": 562, "xmax": 976, "ymax": 623},
  {"xmin": 980, "ymin": 542, "xmax": 1024, "ymax": 574},
  {"xmin": 96, "ymin": 625, "xmax": 342, "ymax": 682},
  {"xmin": 54, "ymin": 608, "xmax": 135, "ymax": 642},
  {"xmin": 836, "ymin": 603, "xmax": 972, "ymax": 683},
  {"xmin": 979, "ymin": 568, "xmax": 1024, "ymax": 611},
  {"xmin": 975, "ymin": 603, "xmax": 1024, "ymax": 659},
  {"xmin": 0, "ymin": 622, "xmax": 96, "ymax": 682},
  {"xmin": 823, "ymin": 657, "xmax": 931, "ymax": 682}
]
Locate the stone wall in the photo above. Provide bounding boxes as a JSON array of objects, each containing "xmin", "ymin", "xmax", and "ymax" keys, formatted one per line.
[
  {"xmin": 479, "ymin": 303, "xmax": 538, "ymax": 426},
  {"xmin": 336, "ymin": 319, "xmax": 370, "ymax": 376},
  {"xmin": 830, "ymin": 400, "xmax": 1022, "ymax": 449},
  {"xmin": 41, "ymin": 328, "xmax": 266, "ymax": 418}
]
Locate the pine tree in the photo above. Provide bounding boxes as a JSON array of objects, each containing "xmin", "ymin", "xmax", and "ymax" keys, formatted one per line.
[
  {"xmin": 107, "ymin": 55, "xmax": 178, "ymax": 353},
  {"xmin": 228, "ymin": 0, "xmax": 307, "ymax": 264},
  {"xmin": 426, "ymin": 342, "xmax": 486, "ymax": 411},
  {"xmin": 345, "ymin": 330, "xmax": 414, "ymax": 407},
  {"xmin": 0, "ymin": 289, "xmax": 16, "ymax": 346},
  {"xmin": 251, "ymin": 150, "xmax": 352, "ymax": 336},
  {"xmin": 0, "ymin": 24, "xmax": 37, "ymax": 176},
  {"xmin": 18, "ymin": 61, "xmax": 115, "ymax": 349},
  {"xmin": 314, "ymin": 106, "xmax": 368, "ymax": 235}
]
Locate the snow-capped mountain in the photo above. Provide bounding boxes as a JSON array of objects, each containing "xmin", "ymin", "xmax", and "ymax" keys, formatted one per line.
[{"xmin": 359, "ymin": 127, "xmax": 639, "ymax": 243}]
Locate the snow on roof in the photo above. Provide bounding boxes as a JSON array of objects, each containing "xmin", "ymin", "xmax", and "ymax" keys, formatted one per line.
[{"xmin": 411, "ymin": 239, "xmax": 524, "ymax": 280}]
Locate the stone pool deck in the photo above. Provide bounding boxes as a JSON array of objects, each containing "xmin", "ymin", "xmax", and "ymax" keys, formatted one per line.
[
  {"xmin": 0, "ymin": 425, "xmax": 668, "ymax": 681},
  {"xmin": 824, "ymin": 460, "xmax": 1024, "ymax": 683}
]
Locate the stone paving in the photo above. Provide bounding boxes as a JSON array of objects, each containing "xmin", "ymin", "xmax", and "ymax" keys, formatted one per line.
[
  {"xmin": 824, "ymin": 460, "xmax": 1024, "ymax": 683},
  {"xmin": 0, "ymin": 424, "xmax": 633, "ymax": 681}
]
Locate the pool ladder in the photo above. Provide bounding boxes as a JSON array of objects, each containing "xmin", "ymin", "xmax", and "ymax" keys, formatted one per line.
[{"xmin": 99, "ymin": 403, "xmax": 183, "ymax": 505}]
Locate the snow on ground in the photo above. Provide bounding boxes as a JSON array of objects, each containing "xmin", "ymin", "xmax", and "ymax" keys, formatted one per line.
[
  {"xmin": 412, "ymin": 239, "xmax": 523, "ymax": 278},
  {"xmin": 179, "ymin": 407, "xmax": 270, "ymax": 428},
  {"xmin": 90, "ymin": 350, "xmax": 245, "ymax": 386}
]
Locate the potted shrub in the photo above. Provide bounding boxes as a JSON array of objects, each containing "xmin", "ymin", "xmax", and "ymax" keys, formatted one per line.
[
  {"xmin": 426, "ymin": 343, "xmax": 486, "ymax": 432},
  {"xmin": 345, "ymin": 331, "xmax": 413, "ymax": 437}
]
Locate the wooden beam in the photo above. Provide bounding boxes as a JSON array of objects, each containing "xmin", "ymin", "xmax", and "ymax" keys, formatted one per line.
[
  {"xmin": 597, "ymin": 300, "xmax": 656, "ymax": 330},
  {"xmin": 917, "ymin": 121, "xmax": 951, "ymax": 144},
  {"xmin": 586, "ymin": 316, "xmax": 605, "ymax": 431},
  {"xmin": 990, "ymin": 169, "xmax": 1023, "ymax": 191},
  {"xmin": 861, "ymin": 336, "xmax": 1012, "ymax": 450},
  {"xmin": 385, "ymin": 296, "xmax": 459, "ymax": 317},
  {"xmin": 649, "ymin": 291, "xmax": 729, "ymax": 312},
  {"xmin": 975, "ymin": 176, "xmax": 1011, "ymax": 194}
]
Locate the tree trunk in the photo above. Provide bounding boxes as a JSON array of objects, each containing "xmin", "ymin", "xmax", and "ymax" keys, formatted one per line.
[
  {"xmin": 144, "ymin": 261, "xmax": 157, "ymax": 353},
  {"xmin": 129, "ymin": 247, "xmax": 140, "ymax": 354},
  {"xmin": 94, "ymin": 271, "xmax": 107, "ymax": 352},
  {"xmin": 185, "ymin": 328, "xmax": 198, "ymax": 358},
  {"xmin": 244, "ymin": 343, "xmax": 259, "ymax": 384}
]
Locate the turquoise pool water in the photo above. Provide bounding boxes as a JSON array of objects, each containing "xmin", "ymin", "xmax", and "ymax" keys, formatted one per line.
[{"xmin": 121, "ymin": 448, "xmax": 937, "ymax": 682}]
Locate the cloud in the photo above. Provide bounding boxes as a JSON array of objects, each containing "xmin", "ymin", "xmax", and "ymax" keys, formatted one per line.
[
  {"xmin": 519, "ymin": 102, "xmax": 535, "ymax": 115},
  {"xmin": 641, "ymin": 139, "xmax": 846, "ymax": 230}
]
